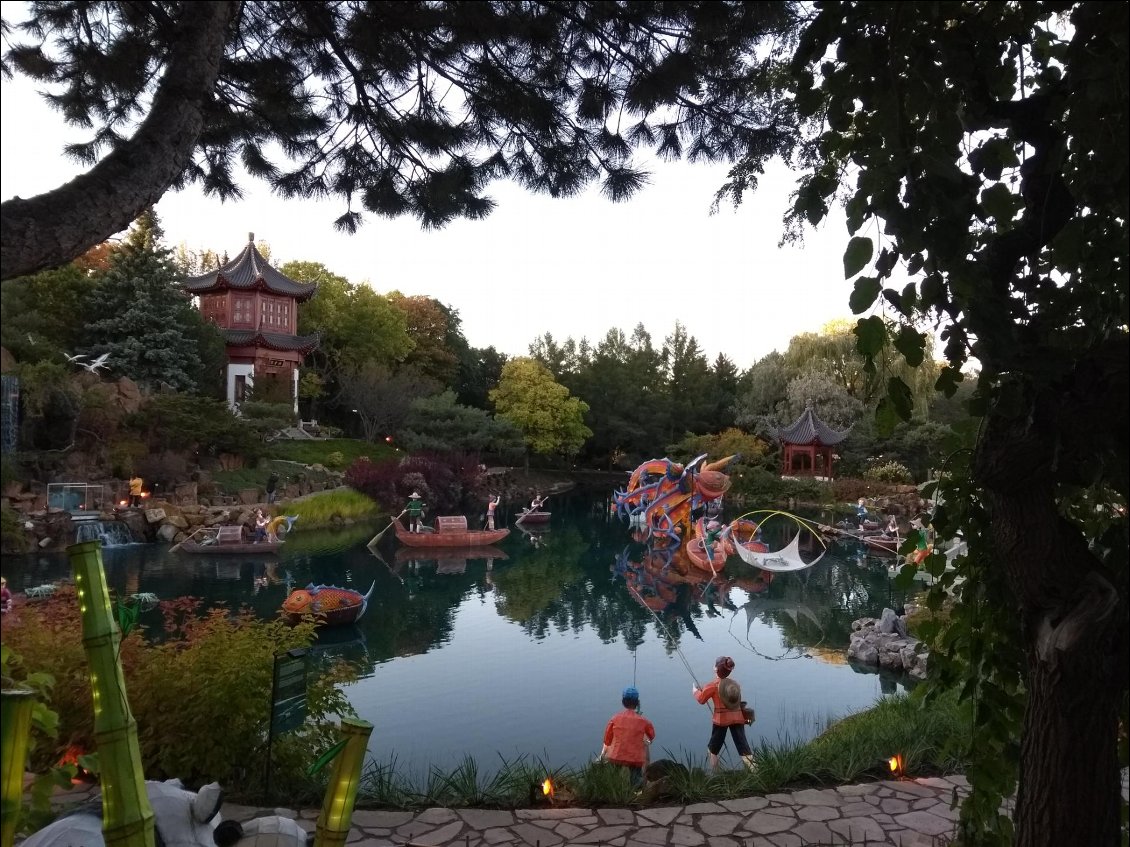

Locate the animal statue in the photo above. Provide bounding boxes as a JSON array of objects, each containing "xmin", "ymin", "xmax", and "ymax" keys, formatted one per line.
[
  {"xmin": 280, "ymin": 582, "xmax": 374, "ymax": 626},
  {"xmin": 613, "ymin": 454, "xmax": 739, "ymax": 545},
  {"xmin": 20, "ymin": 779, "xmax": 310, "ymax": 847}
]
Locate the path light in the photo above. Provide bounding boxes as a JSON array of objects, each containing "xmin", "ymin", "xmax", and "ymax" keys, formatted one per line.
[
  {"xmin": 542, "ymin": 777, "xmax": 554, "ymax": 798},
  {"xmin": 887, "ymin": 753, "xmax": 906, "ymax": 778}
]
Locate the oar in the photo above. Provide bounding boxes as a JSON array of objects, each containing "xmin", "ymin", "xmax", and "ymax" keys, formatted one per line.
[
  {"xmin": 168, "ymin": 525, "xmax": 209, "ymax": 554},
  {"xmin": 367, "ymin": 510, "xmax": 406, "ymax": 548}
]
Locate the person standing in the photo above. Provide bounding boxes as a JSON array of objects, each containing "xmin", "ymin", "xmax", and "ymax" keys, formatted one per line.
[
  {"xmin": 486, "ymin": 494, "xmax": 501, "ymax": 530},
  {"xmin": 128, "ymin": 473, "xmax": 144, "ymax": 508},
  {"xmin": 265, "ymin": 472, "xmax": 280, "ymax": 505},
  {"xmin": 253, "ymin": 509, "xmax": 269, "ymax": 543},
  {"xmin": 692, "ymin": 656, "xmax": 755, "ymax": 771},
  {"xmin": 406, "ymin": 492, "xmax": 426, "ymax": 533},
  {"xmin": 598, "ymin": 686, "xmax": 655, "ymax": 787},
  {"xmin": 530, "ymin": 492, "xmax": 546, "ymax": 511}
]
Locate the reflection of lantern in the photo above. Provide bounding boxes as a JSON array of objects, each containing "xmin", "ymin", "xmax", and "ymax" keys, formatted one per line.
[{"xmin": 887, "ymin": 754, "xmax": 905, "ymax": 778}]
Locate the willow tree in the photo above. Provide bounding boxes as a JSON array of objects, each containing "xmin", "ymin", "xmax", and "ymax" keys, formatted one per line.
[
  {"xmin": 1, "ymin": 1, "xmax": 802, "ymax": 280},
  {"xmin": 718, "ymin": 3, "xmax": 1127, "ymax": 845}
]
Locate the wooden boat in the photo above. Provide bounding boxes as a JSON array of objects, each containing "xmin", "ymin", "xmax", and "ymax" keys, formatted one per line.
[
  {"xmin": 175, "ymin": 525, "xmax": 282, "ymax": 555},
  {"xmin": 281, "ymin": 582, "xmax": 375, "ymax": 626},
  {"xmin": 394, "ymin": 515, "xmax": 509, "ymax": 547},
  {"xmin": 514, "ymin": 509, "xmax": 551, "ymax": 525}
]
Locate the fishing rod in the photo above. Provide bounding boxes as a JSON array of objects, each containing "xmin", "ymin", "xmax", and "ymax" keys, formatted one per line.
[{"xmin": 625, "ymin": 581, "xmax": 702, "ymax": 688}]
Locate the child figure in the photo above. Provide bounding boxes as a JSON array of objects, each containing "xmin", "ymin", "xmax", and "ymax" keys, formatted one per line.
[{"xmin": 598, "ymin": 686, "xmax": 655, "ymax": 788}]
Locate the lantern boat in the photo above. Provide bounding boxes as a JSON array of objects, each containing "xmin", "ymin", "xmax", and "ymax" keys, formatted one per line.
[
  {"xmin": 394, "ymin": 515, "xmax": 509, "ymax": 547},
  {"xmin": 281, "ymin": 582, "xmax": 375, "ymax": 626}
]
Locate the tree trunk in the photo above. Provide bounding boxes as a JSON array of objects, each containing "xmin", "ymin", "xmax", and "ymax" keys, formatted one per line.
[
  {"xmin": 975, "ymin": 393, "xmax": 1126, "ymax": 847},
  {"xmin": 0, "ymin": 2, "xmax": 239, "ymax": 281}
]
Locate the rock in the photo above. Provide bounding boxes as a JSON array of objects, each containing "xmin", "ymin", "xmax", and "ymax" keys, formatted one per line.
[
  {"xmin": 239, "ymin": 488, "xmax": 260, "ymax": 505},
  {"xmin": 156, "ymin": 524, "xmax": 178, "ymax": 543},
  {"xmin": 173, "ymin": 482, "xmax": 198, "ymax": 505},
  {"xmin": 38, "ymin": 536, "xmax": 52, "ymax": 548},
  {"xmin": 145, "ymin": 508, "xmax": 167, "ymax": 524},
  {"xmin": 164, "ymin": 515, "xmax": 189, "ymax": 530},
  {"xmin": 115, "ymin": 376, "xmax": 142, "ymax": 414},
  {"xmin": 0, "ymin": 345, "xmax": 16, "ymax": 373},
  {"xmin": 879, "ymin": 608, "xmax": 900, "ymax": 634}
]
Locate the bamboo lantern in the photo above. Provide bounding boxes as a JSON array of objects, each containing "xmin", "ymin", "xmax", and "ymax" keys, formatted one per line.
[
  {"xmin": 68, "ymin": 540, "xmax": 155, "ymax": 847},
  {"xmin": 313, "ymin": 718, "xmax": 373, "ymax": 847},
  {"xmin": 0, "ymin": 689, "xmax": 37, "ymax": 847}
]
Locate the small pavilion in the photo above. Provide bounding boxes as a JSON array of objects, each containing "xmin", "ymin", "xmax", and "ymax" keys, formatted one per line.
[
  {"xmin": 766, "ymin": 401, "xmax": 852, "ymax": 479},
  {"xmin": 183, "ymin": 234, "xmax": 319, "ymax": 412}
]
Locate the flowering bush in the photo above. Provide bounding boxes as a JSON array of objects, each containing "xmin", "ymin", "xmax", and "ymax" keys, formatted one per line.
[
  {"xmin": 345, "ymin": 451, "xmax": 488, "ymax": 514},
  {"xmin": 862, "ymin": 460, "xmax": 913, "ymax": 484}
]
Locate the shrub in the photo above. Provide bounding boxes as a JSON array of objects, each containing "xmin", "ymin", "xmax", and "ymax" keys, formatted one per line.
[
  {"xmin": 283, "ymin": 489, "xmax": 380, "ymax": 530},
  {"xmin": 123, "ymin": 393, "xmax": 261, "ymax": 461},
  {"xmin": 0, "ymin": 588, "xmax": 357, "ymax": 799},
  {"xmin": 863, "ymin": 459, "xmax": 913, "ymax": 484},
  {"xmin": 345, "ymin": 452, "xmax": 487, "ymax": 514},
  {"xmin": 325, "ymin": 451, "xmax": 346, "ymax": 469}
]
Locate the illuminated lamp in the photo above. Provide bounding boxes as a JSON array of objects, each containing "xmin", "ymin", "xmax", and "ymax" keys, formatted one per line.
[
  {"xmin": 68, "ymin": 540, "xmax": 154, "ymax": 847},
  {"xmin": 887, "ymin": 753, "xmax": 906, "ymax": 778},
  {"xmin": 313, "ymin": 718, "xmax": 374, "ymax": 847},
  {"xmin": 542, "ymin": 777, "xmax": 554, "ymax": 798},
  {"xmin": 1, "ymin": 690, "xmax": 36, "ymax": 847}
]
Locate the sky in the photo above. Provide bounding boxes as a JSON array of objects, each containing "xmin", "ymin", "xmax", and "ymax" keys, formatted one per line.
[{"xmin": 1, "ymin": 54, "xmax": 861, "ymax": 373}]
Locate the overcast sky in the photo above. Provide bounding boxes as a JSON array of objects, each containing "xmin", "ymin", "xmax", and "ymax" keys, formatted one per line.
[{"xmin": 1, "ymin": 61, "xmax": 863, "ymax": 372}]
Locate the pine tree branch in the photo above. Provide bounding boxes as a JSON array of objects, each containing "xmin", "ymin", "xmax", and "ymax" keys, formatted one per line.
[{"xmin": 0, "ymin": 1, "xmax": 239, "ymax": 281}]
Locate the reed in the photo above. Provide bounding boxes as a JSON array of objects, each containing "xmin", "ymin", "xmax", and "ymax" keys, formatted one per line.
[{"xmin": 281, "ymin": 489, "xmax": 381, "ymax": 531}]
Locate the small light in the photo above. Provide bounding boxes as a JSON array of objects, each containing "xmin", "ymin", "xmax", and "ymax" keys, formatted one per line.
[
  {"xmin": 888, "ymin": 754, "xmax": 905, "ymax": 777},
  {"xmin": 542, "ymin": 777, "xmax": 554, "ymax": 797},
  {"xmin": 385, "ymin": 436, "xmax": 393, "ymax": 443}
]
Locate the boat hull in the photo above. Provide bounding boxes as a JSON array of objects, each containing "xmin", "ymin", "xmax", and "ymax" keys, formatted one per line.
[
  {"xmin": 862, "ymin": 536, "xmax": 899, "ymax": 555},
  {"xmin": 394, "ymin": 521, "xmax": 509, "ymax": 547},
  {"xmin": 515, "ymin": 510, "xmax": 551, "ymax": 524}
]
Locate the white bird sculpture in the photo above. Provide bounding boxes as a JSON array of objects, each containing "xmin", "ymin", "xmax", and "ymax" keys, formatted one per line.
[
  {"xmin": 63, "ymin": 352, "xmax": 87, "ymax": 364},
  {"xmin": 81, "ymin": 352, "xmax": 111, "ymax": 374}
]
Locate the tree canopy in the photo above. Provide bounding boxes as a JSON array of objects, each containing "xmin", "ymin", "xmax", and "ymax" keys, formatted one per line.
[
  {"xmin": 717, "ymin": 3, "xmax": 1127, "ymax": 844},
  {"xmin": 1, "ymin": 1, "xmax": 802, "ymax": 279},
  {"xmin": 490, "ymin": 357, "xmax": 591, "ymax": 461}
]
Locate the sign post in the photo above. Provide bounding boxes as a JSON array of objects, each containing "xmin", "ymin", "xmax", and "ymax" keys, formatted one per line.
[{"xmin": 265, "ymin": 648, "xmax": 308, "ymax": 799}]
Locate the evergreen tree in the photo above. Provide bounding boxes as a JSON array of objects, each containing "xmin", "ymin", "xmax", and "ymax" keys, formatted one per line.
[{"xmin": 83, "ymin": 211, "xmax": 205, "ymax": 392}]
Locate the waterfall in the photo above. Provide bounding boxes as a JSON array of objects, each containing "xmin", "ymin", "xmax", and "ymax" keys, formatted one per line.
[{"xmin": 74, "ymin": 521, "xmax": 137, "ymax": 548}]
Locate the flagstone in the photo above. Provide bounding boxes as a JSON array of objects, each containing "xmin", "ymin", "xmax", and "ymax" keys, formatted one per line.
[
  {"xmin": 893, "ymin": 810, "xmax": 956, "ymax": 837},
  {"xmin": 638, "ymin": 806, "xmax": 682, "ymax": 825}
]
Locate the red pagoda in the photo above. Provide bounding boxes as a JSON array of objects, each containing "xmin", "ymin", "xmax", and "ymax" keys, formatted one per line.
[
  {"xmin": 183, "ymin": 234, "xmax": 319, "ymax": 411},
  {"xmin": 766, "ymin": 400, "xmax": 852, "ymax": 480}
]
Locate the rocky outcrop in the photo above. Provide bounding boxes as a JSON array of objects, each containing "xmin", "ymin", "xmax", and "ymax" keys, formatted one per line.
[{"xmin": 847, "ymin": 610, "xmax": 929, "ymax": 680}]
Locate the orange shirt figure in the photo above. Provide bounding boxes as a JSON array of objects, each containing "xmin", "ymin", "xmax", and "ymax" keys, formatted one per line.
[{"xmin": 599, "ymin": 686, "xmax": 655, "ymax": 787}]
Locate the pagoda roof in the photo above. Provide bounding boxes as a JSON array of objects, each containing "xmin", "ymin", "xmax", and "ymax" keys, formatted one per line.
[
  {"xmin": 767, "ymin": 404, "xmax": 852, "ymax": 446},
  {"xmin": 184, "ymin": 235, "xmax": 317, "ymax": 301},
  {"xmin": 223, "ymin": 329, "xmax": 320, "ymax": 354}
]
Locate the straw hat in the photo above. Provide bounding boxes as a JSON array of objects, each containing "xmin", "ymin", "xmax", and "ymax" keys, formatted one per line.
[
  {"xmin": 718, "ymin": 678, "xmax": 742, "ymax": 709},
  {"xmin": 409, "ymin": 492, "xmax": 421, "ymax": 499}
]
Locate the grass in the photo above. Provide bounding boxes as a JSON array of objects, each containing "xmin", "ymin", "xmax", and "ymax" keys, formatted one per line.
[
  {"xmin": 348, "ymin": 692, "xmax": 971, "ymax": 810},
  {"xmin": 267, "ymin": 438, "xmax": 396, "ymax": 467},
  {"xmin": 277, "ymin": 488, "xmax": 381, "ymax": 531}
]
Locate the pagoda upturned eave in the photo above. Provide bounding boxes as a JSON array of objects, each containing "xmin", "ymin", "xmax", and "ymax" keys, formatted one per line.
[
  {"xmin": 222, "ymin": 329, "xmax": 320, "ymax": 355},
  {"xmin": 183, "ymin": 241, "xmax": 316, "ymax": 302}
]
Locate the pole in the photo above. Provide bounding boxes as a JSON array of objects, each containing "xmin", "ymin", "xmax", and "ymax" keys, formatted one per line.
[
  {"xmin": 68, "ymin": 540, "xmax": 155, "ymax": 847},
  {"xmin": 367, "ymin": 511, "xmax": 406, "ymax": 548}
]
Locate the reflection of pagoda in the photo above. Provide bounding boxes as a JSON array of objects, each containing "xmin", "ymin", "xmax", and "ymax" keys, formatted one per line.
[
  {"xmin": 183, "ymin": 234, "xmax": 319, "ymax": 412},
  {"xmin": 766, "ymin": 400, "xmax": 851, "ymax": 480}
]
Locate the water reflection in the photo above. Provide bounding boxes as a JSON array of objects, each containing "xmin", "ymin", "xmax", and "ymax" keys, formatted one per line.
[{"xmin": 3, "ymin": 494, "xmax": 917, "ymax": 772}]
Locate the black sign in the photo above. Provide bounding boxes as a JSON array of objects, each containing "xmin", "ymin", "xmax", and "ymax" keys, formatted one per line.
[{"xmin": 270, "ymin": 649, "xmax": 308, "ymax": 735}]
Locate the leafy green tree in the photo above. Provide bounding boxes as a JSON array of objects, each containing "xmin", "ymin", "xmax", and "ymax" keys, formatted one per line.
[
  {"xmin": 84, "ymin": 212, "xmax": 211, "ymax": 392},
  {"xmin": 490, "ymin": 357, "xmax": 591, "ymax": 466},
  {"xmin": 781, "ymin": 371, "xmax": 863, "ymax": 433},
  {"xmin": 387, "ymin": 293, "xmax": 461, "ymax": 387},
  {"xmin": 453, "ymin": 345, "xmax": 508, "ymax": 411},
  {"xmin": 339, "ymin": 364, "xmax": 438, "ymax": 444},
  {"xmin": 283, "ymin": 260, "xmax": 412, "ymax": 420},
  {"xmin": 734, "ymin": 351, "xmax": 789, "ymax": 432},
  {"xmin": 1, "ymin": 2, "xmax": 802, "ymax": 279},
  {"xmin": 704, "ymin": 353, "xmax": 740, "ymax": 432},
  {"xmin": 662, "ymin": 321, "xmax": 712, "ymax": 441},
  {"xmin": 0, "ymin": 262, "xmax": 93, "ymax": 365},
  {"xmin": 399, "ymin": 390, "xmax": 524, "ymax": 459},
  {"xmin": 720, "ymin": 3, "xmax": 1128, "ymax": 844}
]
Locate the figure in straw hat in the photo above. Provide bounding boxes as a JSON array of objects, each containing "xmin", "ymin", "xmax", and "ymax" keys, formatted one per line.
[
  {"xmin": 692, "ymin": 656, "xmax": 756, "ymax": 772},
  {"xmin": 405, "ymin": 491, "xmax": 426, "ymax": 533}
]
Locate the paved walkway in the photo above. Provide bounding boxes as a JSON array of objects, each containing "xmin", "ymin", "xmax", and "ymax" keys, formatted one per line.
[{"xmin": 219, "ymin": 776, "xmax": 974, "ymax": 846}]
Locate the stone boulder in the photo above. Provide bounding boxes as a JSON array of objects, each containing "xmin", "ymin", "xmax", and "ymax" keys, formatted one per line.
[
  {"xmin": 239, "ymin": 488, "xmax": 260, "ymax": 505},
  {"xmin": 156, "ymin": 524, "xmax": 178, "ymax": 544},
  {"xmin": 115, "ymin": 376, "xmax": 142, "ymax": 414},
  {"xmin": 847, "ymin": 611, "xmax": 929, "ymax": 678}
]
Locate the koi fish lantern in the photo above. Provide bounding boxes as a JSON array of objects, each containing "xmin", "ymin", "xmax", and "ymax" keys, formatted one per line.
[
  {"xmin": 613, "ymin": 454, "xmax": 738, "ymax": 545},
  {"xmin": 281, "ymin": 582, "xmax": 375, "ymax": 627}
]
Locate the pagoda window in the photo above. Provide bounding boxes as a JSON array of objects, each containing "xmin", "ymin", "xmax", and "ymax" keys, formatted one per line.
[{"xmin": 233, "ymin": 296, "xmax": 253, "ymax": 326}]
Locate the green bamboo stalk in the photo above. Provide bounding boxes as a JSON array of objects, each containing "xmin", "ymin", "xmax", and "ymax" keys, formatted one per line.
[
  {"xmin": 68, "ymin": 540, "xmax": 154, "ymax": 847},
  {"xmin": 313, "ymin": 718, "xmax": 374, "ymax": 847},
  {"xmin": 0, "ymin": 689, "xmax": 37, "ymax": 847}
]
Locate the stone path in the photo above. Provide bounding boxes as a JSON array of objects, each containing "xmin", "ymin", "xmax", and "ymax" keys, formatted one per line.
[{"xmin": 219, "ymin": 776, "xmax": 974, "ymax": 846}]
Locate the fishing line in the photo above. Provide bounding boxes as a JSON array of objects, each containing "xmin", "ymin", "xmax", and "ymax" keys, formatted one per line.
[
  {"xmin": 726, "ymin": 606, "xmax": 823, "ymax": 661},
  {"xmin": 626, "ymin": 582, "xmax": 702, "ymax": 687}
]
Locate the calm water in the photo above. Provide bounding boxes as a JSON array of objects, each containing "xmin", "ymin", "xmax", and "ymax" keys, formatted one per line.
[{"xmin": 5, "ymin": 494, "xmax": 915, "ymax": 775}]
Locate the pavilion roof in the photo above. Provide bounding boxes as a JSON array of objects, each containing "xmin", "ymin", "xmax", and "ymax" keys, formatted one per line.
[
  {"xmin": 766, "ymin": 403, "xmax": 852, "ymax": 446},
  {"xmin": 223, "ymin": 329, "xmax": 320, "ymax": 355},
  {"xmin": 184, "ymin": 234, "xmax": 317, "ymax": 301}
]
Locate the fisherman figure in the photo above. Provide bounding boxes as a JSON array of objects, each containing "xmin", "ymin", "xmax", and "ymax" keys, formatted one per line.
[
  {"xmin": 406, "ymin": 491, "xmax": 426, "ymax": 533},
  {"xmin": 703, "ymin": 519, "xmax": 725, "ymax": 564},
  {"xmin": 530, "ymin": 491, "xmax": 546, "ymax": 512},
  {"xmin": 597, "ymin": 686, "xmax": 655, "ymax": 788},
  {"xmin": 693, "ymin": 656, "xmax": 756, "ymax": 772},
  {"xmin": 486, "ymin": 494, "xmax": 501, "ymax": 530}
]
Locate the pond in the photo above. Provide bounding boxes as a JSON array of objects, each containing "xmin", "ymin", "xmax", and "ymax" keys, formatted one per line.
[{"xmin": 4, "ymin": 493, "xmax": 917, "ymax": 776}]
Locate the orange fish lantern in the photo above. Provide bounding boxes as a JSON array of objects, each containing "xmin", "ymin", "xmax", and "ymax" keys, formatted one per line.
[{"xmin": 281, "ymin": 582, "xmax": 375, "ymax": 627}]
